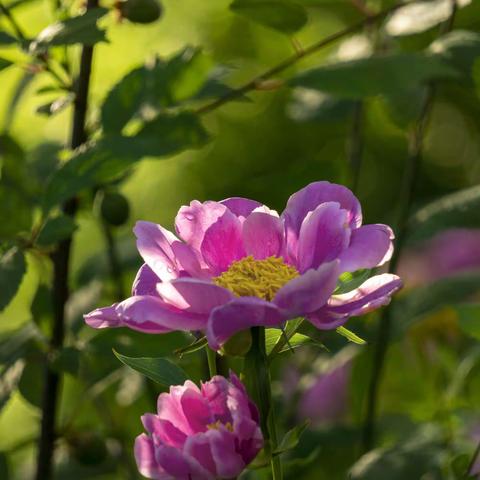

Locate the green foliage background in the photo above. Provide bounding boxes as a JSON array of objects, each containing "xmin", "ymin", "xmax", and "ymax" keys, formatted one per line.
[{"xmin": 1, "ymin": 0, "xmax": 480, "ymax": 478}]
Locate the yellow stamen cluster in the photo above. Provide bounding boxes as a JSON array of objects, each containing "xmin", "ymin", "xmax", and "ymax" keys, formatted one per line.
[
  {"xmin": 214, "ymin": 256, "xmax": 299, "ymax": 301},
  {"xmin": 207, "ymin": 420, "xmax": 234, "ymax": 432}
]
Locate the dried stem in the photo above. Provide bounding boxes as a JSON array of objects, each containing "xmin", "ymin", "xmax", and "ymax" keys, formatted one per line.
[
  {"xmin": 361, "ymin": 0, "xmax": 458, "ymax": 454},
  {"xmin": 34, "ymin": 1, "xmax": 98, "ymax": 478}
]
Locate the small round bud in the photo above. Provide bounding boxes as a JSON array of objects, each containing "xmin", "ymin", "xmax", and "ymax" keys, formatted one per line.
[
  {"xmin": 99, "ymin": 191, "xmax": 130, "ymax": 227},
  {"xmin": 117, "ymin": 0, "xmax": 163, "ymax": 24}
]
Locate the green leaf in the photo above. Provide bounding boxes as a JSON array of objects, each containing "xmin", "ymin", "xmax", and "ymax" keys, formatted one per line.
[
  {"xmin": 0, "ymin": 452, "xmax": 9, "ymax": 479},
  {"xmin": 113, "ymin": 350, "xmax": 188, "ymax": 386},
  {"xmin": 336, "ymin": 326, "xmax": 366, "ymax": 345},
  {"xmin": 267, "ymin": 317, "xmax": 303, "ymax": 357},
  {"xmin": 101, "ymin": 47, "xmax": 216, "ymax": 133},
  {"xmin": 51, "ymin": 346, "xmax": 81, "ymax": 376},
  {"xmin": 175, "ymin": 336, "xmax": 208, "ymax": 357},
  {"xmin": 18, "ymin": 354, "xmax": 44, "ymax": 408},
  {"xmin": 0, "ymin": 57, "xmax": 13, "ymax": 72},
  {"xmin": 290, "ymin": 53, "xmax": 458, "ymax": 99},
  {"xmin": 429, "ymin": 30, "xmax": 480, "ymax": 79},
  {"xmin": 36, "ymin": 95, "xmax": 73, "ymax": 116},
  {"xmin": 29, "ymin": 7, "xmax": 108, "ymax": 52},
  {"xmin": 42, "ymin": 112, "xmax": 209, "ymax": 212},
  {"xmin": 474, "ymin": 57, "xmax": 480, "ymax": 96},
  {"xmin": 0, "ymin": 247, "xmax": 26, "ymax": 312},
  {"xmin": 393, "ymin": 271, "xmax": 480, "ymax": 333},
  {"xmin": 265, "ymin": 328, "xmax": 315, "ymax": 356},
  {"xmin": 407, "ymin": 185, "xmax": 480, "ymax": 245},
  {"xmin": 0, "ymin": 360, "xmax": 25, "ymax": 413},
  {"xmin": 335, "ymin": 269, "xmax": 371, "ymax": 294},
  {"xmin": 274, "ymin": 420, "xmax": 309, "ymax": 455},
  {"xmin": 0, "ymin": 31, "xmax": 16, "ymax": 45},
  {"xmin": 36, "ymin": 215, "xmax": 77, "ymax": 247},
  {"xmin": 455, "ymin": 304, "xmax": 480, "ymax": 341},
  {"xmin": 385, "ymin": 0, "xmax": 472, "ymax": 37},
  {"xmin": 230, "ymin": 0, "xmax": 308, "ymax": 34}
]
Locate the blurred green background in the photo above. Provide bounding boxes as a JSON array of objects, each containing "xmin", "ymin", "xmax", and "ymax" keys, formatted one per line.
[{"xmin": 2, "ymin": 0, "xmax": 480, "ymax": 478}]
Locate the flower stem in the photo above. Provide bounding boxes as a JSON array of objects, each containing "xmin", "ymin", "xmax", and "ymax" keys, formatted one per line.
[
  {"xmin": 244, "ymin": 327, "xmax": 282, "ymax": 480},
  {"xmin": 34, "ymin": 2, "xmax": 98, "ymax": 479},
  {"xmin": 206, "ymin": 347, "xmax": 218, "ymax": 377}
]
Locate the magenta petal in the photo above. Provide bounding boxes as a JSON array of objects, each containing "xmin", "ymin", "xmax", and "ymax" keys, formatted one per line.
[
  {"xmin": 307, "ymin": 310, "xmax": 349, "ymax": 330},
  {"xmin": 273, "ymin": 260, "xmax": 340, "ymax": 317},
  {"xmin": 297, "ymin": 202, "xmax": 351, "ymax": 272},
  {"xmin": 201, "ymin": 210, "xmax": 246, "ymax": 275},
  {"xmin": 282, "ymin": 181, "xmax": 362, "ymax": 233},
  {"xmin": 116, "ymin": 295, "xmax": 208, "ymax": 333},
  {"xmin": 132, "ymin": 263, "xmax": 160, "ymax": 296},
  {"xmin": 157, "ymin": 278, "xmax": 234, "ymax": 313},
  {"xmin": 155, "ymin": 445, "xmax": 210, "ymax": 479},
  {"xmin": 242, "ymin": 211, "xmax": 284, "ymax": 259},
  {"xmin": 84, "ymin": 305, "xmax": 120, "ymax": 329},
  {"xmin": 221, "ymin": 197, "xmax": 263, "ymax": 219},
  {"xmin": 184, "ymin": 435, "xmax": 217, "ymax": 476},
  {"xmin": 175, "ymin": 200, "xmax": 227, "ymax": 251},
  {"xmin": 134, "ymin": 434, "xmax": 166, "ymax": 480},
  {"xmin": 206, "ymin": 298, "xmax": 284, "ymax": 349},
  {"xmin": 181, "ymin": 389, "xmax": 213, "ymax": 433},
  {"xmin": 142, "ymin": 415, "xmax": 187, "ymax": 448},
  {"xmin": 207, "ymin": 428, "xmax": 245, "ymax": 478},
  {"xmin": 339, "ymin": 224, "xmax": 394, "ymax": 273},
  {"xmin": 134, "ymin": 221, "xmax": 179, "ymax": 281}
]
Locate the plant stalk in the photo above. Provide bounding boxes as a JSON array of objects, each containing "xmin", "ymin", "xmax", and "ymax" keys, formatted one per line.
[
  {"xmin": 34, "ymin": 1, "xmax": 98, "ymax": 479},
  {"xmin": 361, "ymin": 0, "xmax": 458, "ymax": 454},
  {"xmin": 244, "ymin": 327, "xmax": 282, "ymax": 480},
  {"xmin": 206, "ymin": 347, "xmax": 218, "ymax": 377}
]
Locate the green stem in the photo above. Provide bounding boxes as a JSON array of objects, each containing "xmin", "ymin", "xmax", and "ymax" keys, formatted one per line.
[
  {"xmin": 244, "ymin": 327, "xmax": 282, "ymax": 480},
  {"xmin": 206, "ymin": 347, "xmax": 217, "ymax": 377}
]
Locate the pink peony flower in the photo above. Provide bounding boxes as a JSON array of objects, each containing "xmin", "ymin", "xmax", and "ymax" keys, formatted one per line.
[
  {"xmin": 134, "ymin": 373, "xmax": 263, "ymax": 479},
  {"xmin": 84, "ymin": 181, "xmax": 402, "ymax": 348}
]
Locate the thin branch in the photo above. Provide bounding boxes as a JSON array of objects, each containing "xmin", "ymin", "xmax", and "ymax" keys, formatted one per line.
[
  {"xmin": 34, "ymin": 1, "xmax": 99, "ymax": 479},
  {"xmin": 0, "ymin": 0, "xmax": 26, "ymax": 39},
  {"xmin": 195, "ymin": 2, "xmax": 407, "ymax": 116},
  {"xmin": 361, "ymin": 0, "xmax": 458, "ymax": 454}
]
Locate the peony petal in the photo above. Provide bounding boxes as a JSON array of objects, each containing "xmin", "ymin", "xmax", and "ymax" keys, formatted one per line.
[
  {"xmin": 134, "ymin": 221, "xmax": 180, "ymax": 281},
  {"xmin": 201, "ymin": 210, "xmax": 246, "ymax": 275},
  {"xmin": 307, "ymin": 274, "xmax": 402, "ymax": 330},
  {"xmin": 84, "ymin": 304, "xmax": 121, "ymax": 329},
  {"xmin": 339, "ymin": 224, "xmax": 394, "ymax": 273},
  {"xmin": 157, "ymin": 278, "xmax": 234, "ymax": 314},
  {"xmin": 180, "ymin": 389, "xmax": 213, "ymax": 433},
  {"xmin": 242, "ymin": 211, "xmax": 284, "ymax": 259},
  {"xmin": 155, "ymin": 445, "xmax": 208, "ymax": 479},
  {"xmin": 297, "ymin": 202, "xmax": 351, "ymax": 272},
  {"xmin": 132, "ymin": 263, "xmax": 160, "ymax": 296},
  {"xmin": 115, "ymin": 295, "xmax": 208, "ymax": 333},
  {"xmin": 281, "ymin": 182, "xmax": 361, "ymax": 262},
  {"xmin": 221, "ymin": 197, "xmax": 263, "ymax": 219},
  {"xmin": 141, "ymin": 414, "xmax": 187, "ymax": 448},
  {"xmin": 175, "ymin": 200, "xmax": 227, "ymax": 252},
  {"xmin": 184, "ymin": 434, "xmax": 217, "ymax": 476},
  {"xmin": 273, "ymin": 260, "xmax": 340, "ymax": 317},
  {"xmin": 134, "ymin": 434, "xmax": 168, "ymax": 480},
  {"xmin": 327, "ymin": 273, "xmax": 402, "ymax": 316},
  {"xmin": 206, "ymin": 298, "xmax": 284, "ymax": 350},
  {"xmin": 207, "ymin": 428, "xmax": 245, "ymax": 478}
]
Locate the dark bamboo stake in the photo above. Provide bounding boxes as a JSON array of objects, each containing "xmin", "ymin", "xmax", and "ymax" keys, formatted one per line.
[{"xmin": 34, "ymin": 1, "xmax": 98, "ymax": 478}]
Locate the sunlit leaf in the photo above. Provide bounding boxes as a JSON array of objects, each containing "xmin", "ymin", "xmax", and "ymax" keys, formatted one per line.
[
  {"xmin": 385, "ymin": 0, "xmax": 471, "ymax": 37},
  {"xmin": 407, "ymin": 185, "xmax": 480, "ymax": 244},
  {"xmin": 0, "ymin": 58, "xmax": 13, "ymax": 72},
  {"xmin": 336, "ymin": 326, "xmax": 366, "ymax": 345},
  {"xmin": 113, "ymin": 350, "xmax": 188, "ymax": 386},
  {"xmin": 290, "ymin": 53, "xmax": 458, "ymax": 98},
  {"xmin": 0, "ymin": 32, "xmax": 16, "ymax": 45},
  {"xmin": 335, "ymin": 269, "xmax": 371, "ymax": 294},
  {"xmin": 230, "ymin": 0, "xmax": 308, "ymax": 34},
  {"xmin": 0, "ymin": 247, "xmax": 26, "ymax": 312},
  {"xmin": 36, "ymin": 215, "xmax": 77, "ymax": 247},
  {"xmin": 266, "ymin": 328, "xmax": 315, "ymax": 356},
  {"xmin": 29, "ymin": 7, "xmax": 108, "ymax": 52},
  {"xmin": 274, "ymin": 420, "xmax": 310, "ymax": 455}
]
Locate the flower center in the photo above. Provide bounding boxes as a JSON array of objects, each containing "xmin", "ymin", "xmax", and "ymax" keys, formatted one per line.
[
  {"xmin": 213, "ymin": 255, "xmax": 299, "ymax": 301},
  {"xmin": 207, "ymin": 420, "xmax": 234, "ymax": 432}
]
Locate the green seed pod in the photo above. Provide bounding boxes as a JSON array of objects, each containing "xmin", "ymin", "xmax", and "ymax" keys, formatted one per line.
[
  {"xmin": 99, "ymin": 191, "xmax": 130, "ymax": 227},
  {"xmin": 118, "ymin": 0, "xmax": 163, "ymax": 24},
  {"xmin": 221, "ymin": 329, "xmax": 252, "ymax": 357}
]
